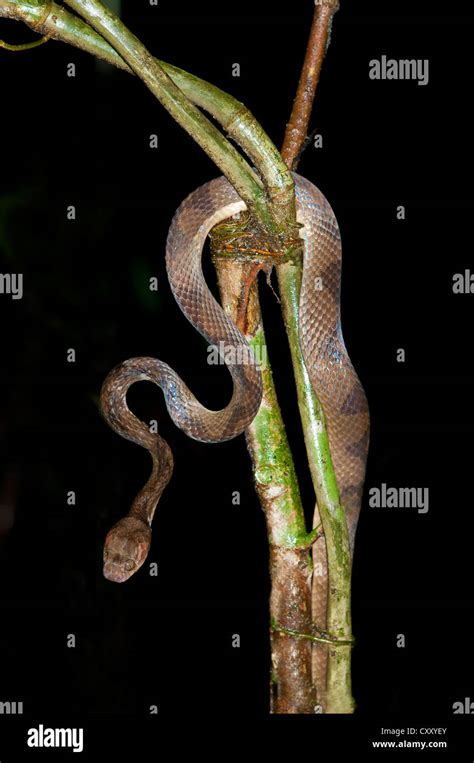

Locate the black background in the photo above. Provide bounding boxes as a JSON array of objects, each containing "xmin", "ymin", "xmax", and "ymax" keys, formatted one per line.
[{"xmin": 0, "ymin": 0, "xmax": 473, "ymax": 757}]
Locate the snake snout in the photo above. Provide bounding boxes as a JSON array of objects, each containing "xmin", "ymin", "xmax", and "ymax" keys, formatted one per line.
[
  {"xmin": 103, "ymin": 544, "xmax": 142, "ymax": 583},
  {"xmin": 103, "ymin": 560, "xmax": 133, "ymax": 583},
  {"xmin": 102, "ymin": 517, "xmax": 151, "ymax": 583}
]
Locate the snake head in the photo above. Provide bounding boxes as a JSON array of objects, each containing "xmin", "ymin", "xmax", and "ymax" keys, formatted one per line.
[{"xmin": 103, "ymin": 517, "xmax": 152, "ymax": 583}]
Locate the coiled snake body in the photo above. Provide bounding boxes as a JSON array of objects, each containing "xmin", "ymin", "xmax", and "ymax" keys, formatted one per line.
[{"xmin": 101, "ymin": 175, "xmax": 369, "ymax": 618}]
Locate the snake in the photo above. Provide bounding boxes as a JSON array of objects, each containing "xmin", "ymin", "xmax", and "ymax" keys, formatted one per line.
[{"xmin": 100, "ymin": 173, "xmax": 369, "ymax": 696}]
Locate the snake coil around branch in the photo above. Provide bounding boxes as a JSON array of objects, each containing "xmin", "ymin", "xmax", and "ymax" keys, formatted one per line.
[{"xmin": 100, "ymin": 173, "xmax": 369, "ymax": 602}]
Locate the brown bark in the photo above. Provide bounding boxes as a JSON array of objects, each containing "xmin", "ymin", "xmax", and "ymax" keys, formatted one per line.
[
  {"xmin": 269, "ymin": 546, "xmax": 315, "ymax": 713},
  {"xmin": 213, "ymin": 255, "xmax": 315, "ymax": 713},
  {"xmin": 281, "ymin": 0, "xmax": 340, "ymax": 170}
]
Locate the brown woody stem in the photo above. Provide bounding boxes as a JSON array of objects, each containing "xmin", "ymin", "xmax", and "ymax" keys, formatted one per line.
[
  {"xmin": 213, "ymin": 256, "xmax": 315, "ymax": 713},
  {"xmin": 281, "ymin": 0, "xmax": 340, "ymax": 170}
]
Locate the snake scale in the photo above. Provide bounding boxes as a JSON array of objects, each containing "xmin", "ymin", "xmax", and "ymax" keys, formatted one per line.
[{"xmin": 100, "ymin": 172, "xmax": 369, "ymax": 695}]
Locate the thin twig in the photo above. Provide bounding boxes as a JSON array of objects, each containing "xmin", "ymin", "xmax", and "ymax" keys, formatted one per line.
[
  {"xmin": 281, "ymin": 0, "xmax": 340, "ymax": 170},
  {"xmin": 0, "ymin": 0, "xmax": 297, "ymax": 239},
  {"xmin": 0, "ymin": 0, "xmax": 295, "ymax": 224},
  {"xmin": 0, "ymin": 32, "xmax": 49, "ymax": 49}
]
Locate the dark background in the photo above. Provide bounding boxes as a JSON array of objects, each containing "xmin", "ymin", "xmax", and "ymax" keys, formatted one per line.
[{"xmin": 0, "ymin": 0, "xmax": 473, "ymax": 756}]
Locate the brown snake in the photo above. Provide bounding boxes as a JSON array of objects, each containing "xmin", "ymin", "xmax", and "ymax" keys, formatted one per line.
[{"xmin": 100, "ymin": 173, "xmax": 369, "ymax": 693}]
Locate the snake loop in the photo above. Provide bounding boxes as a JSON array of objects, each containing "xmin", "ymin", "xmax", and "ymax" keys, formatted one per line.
[{"xmin": 100, "ymin": 173, "xmax": 369, "ymax": 706}]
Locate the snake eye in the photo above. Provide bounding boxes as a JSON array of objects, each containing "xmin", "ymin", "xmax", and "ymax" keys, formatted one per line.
[
  {"xmin": 124, "ymin": 559, "xmax": 136, "ymax": 572},
  {"xmin": 103, "ymin": 550, "xmax": 109, "ymax": 559}
]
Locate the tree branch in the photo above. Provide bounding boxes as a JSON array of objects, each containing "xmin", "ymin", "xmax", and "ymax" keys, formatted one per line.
[
  {"xmin": 213, "ymin": 257, "xmax": 315, "ymax": 714},
  {"xmin": 1, "ymin": 0, "xmax": 353, "ymax": 714},
  {"xmin": 281, "ymin": 0, "xmax": 340, "ymax": 169},
  {"xmin": 278, "ymin": 0, "xmax": 354, "ymax": 714},
  {"xmin": 0, "ymin": 0, "xmax": 297, "ymax": 241}
]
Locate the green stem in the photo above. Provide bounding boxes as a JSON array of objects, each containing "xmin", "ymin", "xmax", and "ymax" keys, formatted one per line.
[
  {"xmin": 275, "ymin": 0, "xmax": 354, "ymax": 713},
  {"xmin": 246, "ymin": 328, "xmax": 307, "ymax": 548},
  {"xmin": 212, "ymin": 259, "xmax": 314, "ymax": 713},
  {"xmin": 64, "ymin": 0, "xmax": 286, "ymax": 234},
  {"xmin": 0, "ymin": 32, "xmax": 48, "ymax": 48},
  {"xmin": 0, "ymin": 0, "xmax": 295, "ymax": 231},
  {"xmin": 276, "ymin": 259, "xmax": 354, "ymax": 713},
  {"xmin": 0, "ymin": 0, "xmax": 272, "ymax": 225}
]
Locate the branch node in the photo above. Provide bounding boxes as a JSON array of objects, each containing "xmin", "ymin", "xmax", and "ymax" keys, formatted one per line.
[{"xmin": 271, "ymin": 621, "xmax": 354, "ymax": 647}]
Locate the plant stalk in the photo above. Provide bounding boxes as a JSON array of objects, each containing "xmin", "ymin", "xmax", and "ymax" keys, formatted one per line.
[{"xmin": 213, "ymin": 257, "xmax": 315, "ymax": 713}]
